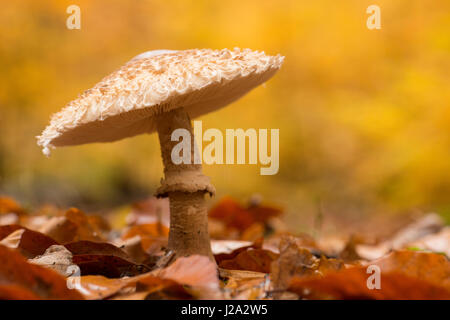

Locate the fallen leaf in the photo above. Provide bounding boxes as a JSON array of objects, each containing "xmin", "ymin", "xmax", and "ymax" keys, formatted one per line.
[
  {"xmin": 133, "ymin": 276, "xmax": 193, "ymax": 299},
  {"xmin": 289, "ymin": 267, "xmax": 450, "ymax": 300},
  {"xmin": 0, "ymin": 197, "xmax": 25, "ymax": 215},
  {"xmin": 158, "ymin": 255, "xmax": 220, "ymax": 290},
  {"xmin": 0, "ymin": 244, "xmax": 83, "ymax": 299},
  {"xmin": 0, "ymin": 284, "xmax": 40, "ymax": 299},
  {"xmin": 270, "ymin": 235, "xmax": 344, "ymax": 299},
  {"xmin": 288, "ymin": 250, "xmax": 450, "ymax": 299},
  {"xmin": 122, "ymin": 223, "xmax": 169, "ymax": 252},
  {"xmin": 356, "ymin": 214, "xmax": 445, "ymax": 260},
  {"xmin": 29, "ymin": 245, "xmax": 74, "ymax": 276},
  {"xmin": 65, "ymin": 240, "xmax": 131, "ymax": 261},
  {"xmin": 76, "ymin": 275, "xmax": 131, "ymax": 300},
  {"xmin": 219, "ymin": 248, "xmax": 279, "ymax": 273},
  {"xmin": 407, "ymin": 227, "xmax": 450, "ymax": 257},
  {"xmin": 39, "ymin": 208, "xmax": 108, "ymax": 244},
  {"xmin": 209, "ymin": 197, "xmax": 282, "ymax": 232},
  {"xmin": 339, "ymin": 235, "xmax": 365, "ymax": 262},
  {"xmin": 126, "ymin": 197, "xmax": 170, "ymax": 227},
  {"xmin": 0, "ymin": 225, "xmax": 59, "ymax": 258},
  {"xmin": 211, "ymin": 240, "xmax": 253, "ymax": 255},
  {"xmin": 219, "ymin": 268, "xmax": 268, "ymax": 299},
  {"xmin": 371, "ymin": 250, "xmax": 450, "ymax": 290},
  {"xmin": 114, "ymin": 235, "xmax": 160, "ymax": 266},
  {"xmin": 72, "ymin": 254, "xmax": 150, "ymax": 278},
  {"xmin": 0, "ymin": 213, "xmax": 19, "ymax": 226},
  {"xmin": 0, "ymin": 228, "xmax": 25, "ymax": 249},
  {"xmin": 215, "ymin": 238, "xmax": 264, "ymax": 264}
]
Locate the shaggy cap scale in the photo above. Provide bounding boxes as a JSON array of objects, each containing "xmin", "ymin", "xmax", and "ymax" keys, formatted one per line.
[{"xmin": 37, "ymin": 48, "xmax": 284, "ymax": 155}]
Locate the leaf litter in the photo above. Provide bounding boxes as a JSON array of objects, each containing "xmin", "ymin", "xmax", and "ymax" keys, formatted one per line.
[{"xmin": 0, "ymin": 195, "xmax": 449, "ymax": 300}]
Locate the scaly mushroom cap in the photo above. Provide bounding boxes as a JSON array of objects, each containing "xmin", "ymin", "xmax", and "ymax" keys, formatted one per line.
[{"xmin": 37, "ymin": 48, "xmax": 284, "ymax": 155}]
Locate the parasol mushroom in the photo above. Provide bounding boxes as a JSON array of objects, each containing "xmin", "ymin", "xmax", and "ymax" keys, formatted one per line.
[{"xmin": 37, "ymin": 48, "xmax": 284, "ymax": 260}]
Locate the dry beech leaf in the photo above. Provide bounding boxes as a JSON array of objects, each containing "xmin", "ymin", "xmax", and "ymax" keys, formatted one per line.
[
  {"xmin": 0, "ymin": 244, "xmax": 83, "ymax": 299},
  {"xmin": 0, "ymin": 284, "xmax": 41, "ymax": 299},
  {"xmin": 112, "ymin": 255, "xmax": 224, "ymax": 300},
  {"xmin": 127, "ymin": 197, "xmax": 170, "ymax": 227},
  {"xmin": 289, "ymin": 268, "xmax": 450, "ymax": 300},
  {"xmin": 371, "ymin": 250, "xmax": 450, "ymax": 290},
  {"xmin": 356, "ymin": 214, "xmax": 445, "ymax": 260},
  {"xmin": 123, "ymin": 223, "xmax": 169, "ymax": 239},
  {"xmin": 215, "ymin": 238, "xmax": 279, "ymax": 273},
  {"xmin": 289, "ymin": 250, "xmax": 450, "ymax": 300},
  {"xmin": 209, "ymin": 196, "xmax": 282, "ymax": 232},
  {"xmin": 77, "ymin": 274, "xmax": 192, "ymax": 300},
  {"xmin": 211, "ymin": 240, "xmax": 253, "ymax": 255},
  {"xmin": 72, "ymin": 254, "xmax": 150, "ymax": 278},
  {"xmin": 270, "ymin": 235, "xmax": 344, "ymax": 299},
  {"xmin": 112, "ymin": 291, "xmax": 157, "ymax": 300},
  {"xmin": 240, "ymin": 222, "xmax": 265, "ymax": 241},
  {"xmin": 407, "ymin": 227, "xmax": 450, "ymax": 258},
  {"xmin": 65, "ymin": 240, "xmax": 131, "ymax": 261},
  {"xmin": 133, "ymin": 276, "xmax": 193, "ymax": 300},
  {"xmin": 0, "ymin": 228, "xmax": 25, "ymax": 249},
  {"xmin": 0, "ymin": 213, "xmax": 19, "ymax": 226},
  {"xmin": 0, "ymin": 225, "xmax": 59, "ymax": 258},
  {"xmin": 80, "ymin": 256, "xmax": 220, "ymax": 300},
  {"xmin": 114, "ymin": 236, "xmax": 156, "ymax": 264},
  {"xmin": 39, "ymin": 208, "xmax": 108, "ymax": 244},
  {"xmin": 29, "ymin": 245, "xmax": 74, "ymax": 276},
  {"xmin": 215, "ymin": 238, "xmax": 264, "ymax": 264},
  {"xmin": 157, "ymin": 255, "xmax": 220, "ymax": 290},
  {"xmin": 77, "ymin": 275, "xmax": 132, "ymax": 300},
  {"xmin": 339, "ymin": 235, "xmax": 365, "ymax": 262},
  {"xmin": 219, "ymin": 249, "xmax": 279, "ymax": 273},
  {"xmin": 122, "ymin": 223, "xmax": 169, "ymax": 252},
  {"xmin": 0, "ymin": 197, "xmax": 25, "ymax": 215},
  {"xmin": 219, "ymin": 269, "xmax": 268, "ymax": 300}
]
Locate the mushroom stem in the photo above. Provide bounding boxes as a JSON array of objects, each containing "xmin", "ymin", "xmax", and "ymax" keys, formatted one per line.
[{"xmin": 156, "ymin": 107, "xmax": 214, "ymax": 260}]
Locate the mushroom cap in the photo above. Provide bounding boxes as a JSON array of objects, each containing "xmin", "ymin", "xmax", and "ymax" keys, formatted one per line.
[{"xmin": 37, "ymin": 48, "xmax": 284, "ymax": 155}]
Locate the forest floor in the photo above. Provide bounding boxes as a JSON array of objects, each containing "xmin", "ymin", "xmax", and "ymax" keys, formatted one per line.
[{"xmin": 0, "ymin": 195, "xmax": 449, "ymax": 300}]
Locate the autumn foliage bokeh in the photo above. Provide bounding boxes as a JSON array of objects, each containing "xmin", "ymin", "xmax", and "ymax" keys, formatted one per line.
[{"xmin": 1, "ymin": 0, "xmax": 450, "ymax": 231}]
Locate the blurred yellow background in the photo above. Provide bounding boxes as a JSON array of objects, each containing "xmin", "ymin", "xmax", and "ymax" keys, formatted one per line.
[{"xmin": 1, "ymin": 0, "xmax": 449, "ymax": 229}]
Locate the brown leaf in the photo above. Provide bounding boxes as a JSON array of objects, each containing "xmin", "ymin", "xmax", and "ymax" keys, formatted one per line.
[
  {"xmin": 209, "ymin": 197, "xmax": 282, "ymax": 232},
  {"xmin": 339, "ymin": 235, "xmax": 365, "ymax": 262},
  {"xmin": 372, "ymin": 250, "xmax": 450, "ymax": 290},
  {"xmin": 356, "ymin": 214, "xmax": 445, "ymax": 260},
  {"xmin": 114, "ymin": 236, "xmax": 160, "ymax": 265},
  {"xmin": 0, "ymin": 197, "xmax": 25, "ymax": 215},
  {"xmin": 289, "ymin": 268, "xmax": 450, "ymax": 300},
  {"xmin": 77, "ymin": 275, "xmax": 131, "ymax": 300},
  {"xmin": 0, "ymin": 284, "xmax": 41, "ymax": 299},
  {"xmin": 288, "ymin": 250, "xmax": 450, "ymax": 300},
  {"xmin": 407, "ymin": 227, "xmax": 450, "ymax": 257},
  {"xmin": 122, "ymin": 223, "xmax": 169, "ymax": 252},
  {"xmin": 0, "ymin": 225, "xmax": 59, "ymax": 258},
  {"xmin": 158, "ymin": 255, "xmax": 220, "ymax": 290},
  {"xmin": 127, "ymin": 197, "xmax": 170, "ymax": 227},
  {"xmin": 29, "ymin": 245, "xmax": 74, "ymax": 276},
  {"xmin": 72, "ymin": 254, "xmax": 150, "ymax": 278},
  {"xmin": 219, "ymin": 269, "xmax": 268, "ymax": 300},
  {"xmin": 219, "ymin": 248, "xmax": 279, "ymax": 273},
  {"xmin": 270, "ymin": 235, "xmax": 344, "ymax": 299},
  {"xmin": 133, "ymin": 276, "xmax": 193, "ymax": 299},
  {"xmin": 76, "ymin": 273, "xmax": 193, "ymax": 300},
  {"xmin": 211, "ymin": 240, "xmax": 253, "ymax": 255},
  {"xmin": 65, "ymin": 240, "xmax": 131, "ymax": 261},
  {"xmin": 215, "ymin": 238, "xmax": 264, "ymax": 264},
  {"xmin": 39, "ymin": 208, "xmax": 108, "ymax": 244},
  {"xmin": 0, "ymin": 244, "xmax": 83, "ymax": 299}
]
